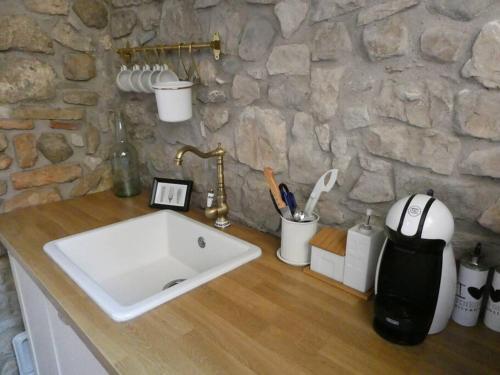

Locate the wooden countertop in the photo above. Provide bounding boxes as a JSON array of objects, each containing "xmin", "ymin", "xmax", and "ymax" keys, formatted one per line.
[{"xmin": 0, "ymin": 191, "xmax": 498, "ymax": 374}]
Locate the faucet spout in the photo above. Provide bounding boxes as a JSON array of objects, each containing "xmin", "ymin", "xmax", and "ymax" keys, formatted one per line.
[
  {"xmin": 175, "ymin": 144, "xmax": 225, "ymax": 165},
  {"xmin": 174, "ymin": 144, "xmax": 230, "ymax": 229}
]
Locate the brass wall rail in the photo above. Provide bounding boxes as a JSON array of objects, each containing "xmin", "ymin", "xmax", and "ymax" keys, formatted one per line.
[{"xmin": 116, "ymin": 32, "xmax": 221, "ymax": 64}]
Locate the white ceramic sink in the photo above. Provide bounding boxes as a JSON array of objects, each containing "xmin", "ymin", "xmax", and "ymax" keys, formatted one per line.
[{"xmin": 43, "ymin": 210, "xmax": 261, "ymax": 322}]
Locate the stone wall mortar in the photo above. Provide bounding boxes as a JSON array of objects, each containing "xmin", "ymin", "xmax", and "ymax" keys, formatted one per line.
[{"xmin": 116, "ymin": 0, "xmax": 500, "ymax": 265}]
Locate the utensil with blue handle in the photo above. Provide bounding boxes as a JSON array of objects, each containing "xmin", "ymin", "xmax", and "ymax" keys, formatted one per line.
[
  {"xmin": 279, "ymin": 184, "xmax": 297, "ymax": 215},
  {"xmin": 264, "ymin": 167, "xmax": 294, "ymax": 220},
  {"xmin": 270, "ymin": 184, "xmax": 296, "ymax": 216},
  {"xmin": 304, "ymin": 169, "xmax": 338, "ymax": 219}
]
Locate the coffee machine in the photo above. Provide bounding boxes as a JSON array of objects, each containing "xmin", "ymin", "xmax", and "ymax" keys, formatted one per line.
[{"xmin": 374, "ymin": 191, "xmax": 456, "ymax": 345}]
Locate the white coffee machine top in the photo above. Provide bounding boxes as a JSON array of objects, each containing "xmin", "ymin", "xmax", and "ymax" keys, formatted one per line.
[{"xmin": 385, "ymin": 194, "xmax": 454, "ymax": 243}]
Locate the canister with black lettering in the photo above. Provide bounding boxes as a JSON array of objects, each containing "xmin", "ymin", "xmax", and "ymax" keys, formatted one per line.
[
  {"xmin": 484, "ymin": 266, "xmax": 500, "ymax": 332},
  {"xmin": 452, "ymin": 243, "xmax": 489, "ymax": 327}
]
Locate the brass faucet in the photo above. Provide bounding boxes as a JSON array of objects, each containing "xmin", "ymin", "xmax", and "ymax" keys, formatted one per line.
[{"xmin": 174, "ymin": 143, "xmax": 230, "ymax": 229}]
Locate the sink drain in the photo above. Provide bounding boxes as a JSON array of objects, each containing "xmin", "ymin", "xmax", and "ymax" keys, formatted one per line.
[{"xmin": 162, "ymin": 278, "xmax": 186, "ymax": 291}]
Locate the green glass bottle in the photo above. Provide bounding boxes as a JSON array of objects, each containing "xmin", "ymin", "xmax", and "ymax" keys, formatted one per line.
[{"xmin": 110, "ymin": 112, "xmax": 141, "ymax": 197}]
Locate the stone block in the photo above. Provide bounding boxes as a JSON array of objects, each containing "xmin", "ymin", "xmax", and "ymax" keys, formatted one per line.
[
  {"xmin": 312, "ymin": 22, "xmax": 352, "ymax": 61},
  {"xmin": 13, "ymin": 134, "xmax": 38, "ymax": 169},
  {"xmin": 111, "ymin": 10, "xmax": 137, "ymax": 39},
  {"xmin": 0, "ymin": 180, "xmax": 7, "ymax": 196},
  {"xmin": 460, "ymin": 148, "xmax": 500, "ymax": 179},
  {"xmin": 427, "ymin": 0, "xmax": 493, "ymax": 21},
  {"xmin": 239, "ymin": 18, "xmax": 276, "ymax": 61},
  {"xmin": 420, "ymin": 26, "xmax": 466, "ymax": 63},
  {"xmin": 0, "ymin": 155, "xmax": 13, "ymax": 170},
  {"xmin": 311, "ymin": 66, "xmax": 345, "ymax": 122},
  {"xmin": 317, "ymin": 196, "xmax": 346, "ymax": 225},
  {"xmin": 462, "ymin": 20, "xmax": 500, "ymax": 89},
  {"xmin": 364, "ymin": 125, "xmax": 461, "ymax": 175},
  {"xmin": 71, "ymin": 134, "xmax": 85, "ymax": 147},
  {"xmin": 51, "ymin": 21, "xmax": 93, "ymax": 52},
  {"xmin": 24, "ymin": 0, "xmax": 69, "ymax": 14},
  {"xmin": 197, "ymin": 88, "xmax": 227, "ymax": 104},
  {"xmin": 289, "ymin": 112, "xmax": 332, "ymax": 184},
  {"xmin": 70, "ymin": 166, "xmax": 107, "ymax": 197},
  {"xmin": 349, "ymin": 171, "xmax": 395, "ymax": 203},
  {"xmin": 63, "ymin": 53, "xmax": 96, "ymax": 81},
  {"xmin": 159, "ymin": 0, "xmax": 201, "ymax": 44},
  {"xmin": 4, "ymin": 188, "xmax": 62, "ymax": 212},
  {"xmin": 376, "ymin": 79, "xmax": 430, "ymax": 128},
  {"xmin": 359, "ymin": 153, "xmax": 392, "ymax": 173},
  {"xmin": 13, "ymin": 106, "xmax": 84, "ymax": 121},
  {"xmin": 0, "ymin": 135, "xmax": 7, "ymax": 153},
  {"xmin": 268, "ymin": 76, "xmax": 310, "ymax": 110},
  {"xmin": 454, "ymin": 89, "xmax": 500, "ymax": 141},
  {"xmin": 82, "ymin": 155, "xmax": 103, "ymax": 171},
  {"xmin": 310, "ymin": 0, "xmax": 365, "ymax": 23},
  {"xmin": 0, "ymin": 120, "xmax": 33, "ymax": 130},
  {"xmin": 479, "ymin": 199, "xmax": 500, "ymax": 234},
  {"xmin": 201, "ymin": 106, "xmax": 229, "ymax": 132},
  {"xmin": 37, "ymin": 133, "xmax": 73, "ymax": 163},
  {"xmin": 50, "ymin": 121, "xmax": 80, "ymax": 130},
  {"xmin": 358, "ymin": 0, "xmax": 420, "ymax": 25},
  {"xmin": 73, "ymin": 0, "xmax": 108, "ymax": 29},
  {"xmin": 198, "ymin": 58, "xmax": 217, "ymax": 87},
  {"xmin": 0, "ymin": 57, "xmax": 56, "ymax": 104},
  {"xmin": 363, "ymin": 16, "xmax": 408, "ymax": 61},
  {"xmin": 274, "ymin": 0, "xmax": 309, "ymax": 39},
  {"xmin": 343, "ymin": 105, "xmax": 371, "ymax": 130},
  {"xmin": 267, "ymin": 44, "xmax": 310, "ymax": 76},
  {"xmin": 11, "ymin": 164, "xmax": 82, "ymax": 189},
  {"xmin": 194, "ymin": 0, "xmax": 221, "ymax": 8},
  {"xmin": 0, "ymin": 15, "xmax": 53, "ymax": 54},
  {"xmin": 314, "ymin": 123, "xmax": 330, "ymax": 152},
  {"xmin": 232, "ymin": 74, "xmax": 260, "ymax": 105},
  {"xmin": 85, "ymin": 126, "xmax": 101, "ymax": 155},
  {"xmin": 234, "ymin": 106, "xmax": 287, "ymax": 172},
  {"xmin": 62, "ymin": 90, "xmax": 98, "ymax": 106}
]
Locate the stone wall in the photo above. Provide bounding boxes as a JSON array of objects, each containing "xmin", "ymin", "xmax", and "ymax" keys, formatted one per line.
[
  {"xmin": 0, "ymin": 1, "xmax": 118, "ymax": 372},
  {"xmin": 112, "ymin": 0, "xmax": 500, "ymax": 263},
  {"xmin": 117, "ymin": 0, "xmax": 500, "ymax": 265},
  {"xmin": 0, "ymin": 0, "xmax": 116, "ymax": 215}
]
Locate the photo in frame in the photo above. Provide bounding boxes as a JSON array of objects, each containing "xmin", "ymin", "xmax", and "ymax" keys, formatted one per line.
[{"xmin": 149, "ymin": 178, "xmax": 193, "ymax": 211}]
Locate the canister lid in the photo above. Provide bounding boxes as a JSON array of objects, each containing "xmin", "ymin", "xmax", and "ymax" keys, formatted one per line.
[
  {"xmin": 461, "ymin": 243, "xmax": 489, "ymax": 271},
  {"xmin": 310, "ymin": 227, "xmax": 347, "ymax": 256}
]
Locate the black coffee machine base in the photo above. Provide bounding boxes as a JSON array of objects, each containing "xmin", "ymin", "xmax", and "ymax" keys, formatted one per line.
[{"xmin": 373, "ymin": 319, "xmax": 427, "ymax": 346}]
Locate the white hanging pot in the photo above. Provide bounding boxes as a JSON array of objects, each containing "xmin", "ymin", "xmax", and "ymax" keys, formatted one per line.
[{"xmin": 152, "ymin": 81, "xmax": 193, "ymax": 123}]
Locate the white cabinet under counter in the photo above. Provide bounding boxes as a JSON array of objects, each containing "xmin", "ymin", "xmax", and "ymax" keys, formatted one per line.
[{"xmin": 9, "ymin": 256, "xmax": 107, "ymax": 375}]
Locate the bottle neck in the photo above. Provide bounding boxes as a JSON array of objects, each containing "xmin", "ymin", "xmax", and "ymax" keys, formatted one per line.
[{"xmin": 114, "ymin": 113, "xmax": 128, "ymax": 143}]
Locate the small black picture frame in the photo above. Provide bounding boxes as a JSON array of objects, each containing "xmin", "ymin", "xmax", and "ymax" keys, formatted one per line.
[{"xmin": 149, "ymin": 178, "xmax": 193, "ymax": 211}]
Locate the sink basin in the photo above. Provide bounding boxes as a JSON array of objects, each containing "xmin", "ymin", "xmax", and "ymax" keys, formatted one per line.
[{"xmin": 43, "ymin": 210, "xmax": 261, "ymax": 322}]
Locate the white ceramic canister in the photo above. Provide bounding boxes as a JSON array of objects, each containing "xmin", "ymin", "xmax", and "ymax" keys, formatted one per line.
[
  {"xmin": 152, "ymin": 81, "xmax": 193, "ymax": 122},
  {"xmin": 484, "ymin": 266, "xmax": 500, "ymax": 332},
  {"xmin": 452, "ymin": 244, "xmax": 489, "ymax": 327},
  {"xmin": 278, "ymin": 214, "xmax": 319, "ymax": 266}
]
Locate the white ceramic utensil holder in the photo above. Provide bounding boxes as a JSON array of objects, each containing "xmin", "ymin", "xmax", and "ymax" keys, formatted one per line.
[
  {"xmin": 278, "ymin": 214, "xmax": 319, "ymax": 266},
  {"xmin": 153, "ymin": 81, "xmax": 193, "ymax": 122}
]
